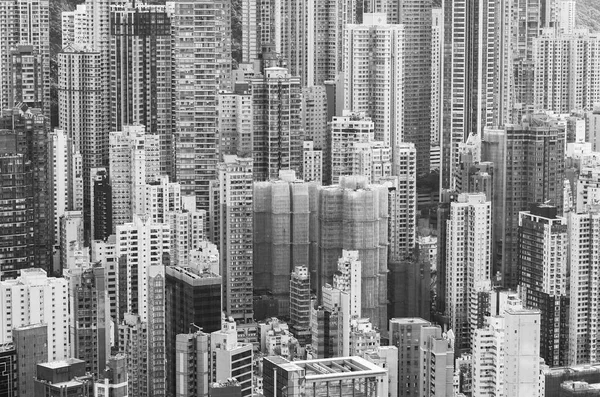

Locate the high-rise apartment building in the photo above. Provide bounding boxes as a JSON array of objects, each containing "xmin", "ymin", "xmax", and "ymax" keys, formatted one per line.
[
  {"xmin": 165, "ymin": 265, "xmax": 222, "ymax": 395},
  {"xmin": 0, "ymin": 269, "xmax": 68, "ymax": 361},
  {"xmin": 58, "ymin": 46, "xmax": 104, "ymax": 241},
  {"xmin": 302, "ymin": 140, "xmax": 323, "ymax": 183},
  {"xmin": 441, "ymin": 0, "xmax": 512, "ymax": 189},
  {"xmin": 175, "ymin": 320, "xmax": 253, "ymax": 397},
  {"xmin": 64, "ymin": 264, "xmax": 110, "ymax": 378},
  {"xmin": 250, "ymin": 67, "xmax": 302, "ymax": 181},
  {"xmin": 518, "ymin": 205, "xmax": 568, "ymax": 367},
  {"xmin": 327, "ymin": 111, "xmax": 377, "ymax": 185},
  {"xmin": 290, "ymin": 266, "xmax": 311, "ymax": 329},
  {"xmin": 301, "ymin": 86, "xmax": 327, "ymax": 149},
  {"xmin": 316, "ymin": 177, "xmax": 388, "ymax": 330},
  {"xmin": 482, "ymin": 116, "xmax": 565, "ymax": 288},
  {"xmin": 170, "ymin": 0, "xmax": 231, "ymax": 212},
  {"xmin": 385, "ymin": 0, "xmax": 432, "ymax": 174},
  {"xmin": 534, "ymin": 31, "xmax": 600, "ymax": 114},
  {"xmin": 0, "ymin": 154, "xmax": 34, "ymax": 278},
  {"xmin": 90, "ymin": 167, "xmax": 112, "ymax": 242},
  {"xmin": 568, "ymin": 208, "xmax": 600, "ymax": 365},
  {"xmin": 210, "ymin": 155, "xmax": 254, "ymax": 322},
  {"xmin": 110, "ymin": 3, "xmax": 173, "ymax": 178},
  {"xmin": 253, "ymin": 170, "xmax": 317, "ymax": 316},
  {"xmin": 216, "ymin": 85, "xmax": 253, "ymax": 157},
  {"xmin": 119, "ymin": 265, "xmax": 166, "ymax": 397},
  {"xmin": 49, "ymin": 129, "xmax": 72, "ymax": 253},
  {"xmin": 115, "ymin": 216, "xmax": 170, "ymax": 321},
  {"xmin": 0, "ymin": 108, "xmax": 51, "ymax": 275},
  {"xmin": 109, "ymin": 124, "xmax": 160, "ymax": 230},
  {"xmin": 0, "ymin": 0, "xmax": 50, "ymax": 116},
  {"xmin": 389, "ymin": 318, "xmax": 455, "ymax": 397},
  {"xmin": 344, "ymin": 14, "xmax": 403, "ymax": 153},
  {"xmin": 385, "ymin": 143, "xmax": 417, "ymax": 263},
  {"xmin": 61, "ymin": 4, "xmax": 88, "ymax": 48},
  {"xmin": 445, "ymin": 193, "xmax": 492, "ymax": 352},
  {"xmin": 13, "ymin": 324, "xmax": 47, "ymax": 397},
  {"xmin": 94, "ymin": 354, "xmax": 128, "ymax": 397},
  {"xmin": 431, "ymin": 7, "xmax": 443, "ymax": 148},
  {"xmin": 472, "ymin": 297, "xmax": 541, "ymax": 396}
]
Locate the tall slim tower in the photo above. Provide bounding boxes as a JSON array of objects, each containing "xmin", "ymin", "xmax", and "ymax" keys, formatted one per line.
[
  {"xmin": 386, "ymin": 0, "xmax": 432, "ymax": 175},
  {"xmin": 110, "ymin": 4, "xmax": 173, "ymax": 177},
  {"xmin": 170, "ymin": 0, "xmax": 231, "ymax": 212},
  {"xmin": 210, "ymin": 155, "xmax": 254, "ymax": 322},
  {"xmin": 344, "ymin": 14, "xmax": 404, "ymax": 155},
  {"xmin": 445, "ymin": 193, "xmax": 492, "ymax": 352},
  {"xmin": 441, "ymin": 0, "xmax": 512, "ymax": 189},
  {"xmin": 250, "ymin": 67, "xmax": 303, "ymax": 181},
  {"xmin": 58, "ymin": 46, "xmax": 104, "ymax": 242},
  {"xmin": 518, "ymin": 204, "xmax": 568, "ymax": 367},
  {"xmin": 568, "ymin": 209, "xmax": 600, "ymax": 365}
]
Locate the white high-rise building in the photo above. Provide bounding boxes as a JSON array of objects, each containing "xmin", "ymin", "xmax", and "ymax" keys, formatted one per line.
[
  {"xmin": 144, "ymin": 176, "xmax": 182, "ymax": 224},
  {"xmin": 576, "ymin": 168, "xmax": 600, "ymax": 213},
  {"xmin": 472, "ymin": 296, "xmax": 541, "ymax": 397},
  {"xmin": 115, "ymin": 216, "xmax": 170, "ymax": 322},
  {"xmin": 333, "ymin": 250, "xmax": 362, "ymax": 319},
  {"xmin": 166, "ymin": 209, "xmax": 206, "ymax": 268},
  {"xmin": 61, "ymin": 4, "xmax": 88, "ymax": 48},
  {"xmin": 344, "ymin": 14, "xmax": 403, "ymax": 152},
  {"xmin": 0, "ymin": 268, "xmax": 69, "ymax": 361},
  {"xmin": 210, "ymin": 155, "xmax": 254, "ymax": 322},
  {"xmin": 534, "ymin": 31, "xmax": 600, "ymax": 113},
  {"xmin": 557, "ymin": 0, "xmax": 576, "ymax": 35},
  {"xmin": 109, "ymin": 124, "xmax": 160, "ymax": 230},
  {"xmin": 446, "ymin": 193, "xmax": 492, "ymax": 352},
  {"xmin": 351, "ymin": 142, "xmax": 392, "ymax": 185},
  {"xmin": 430, "ymin": 7, "xmax": 443, "ymax": 147},
  {"xmin": 568, "ymin": 209, "xmax": 600, "ymax": 365},
  {"xmin": 49, "ymin": 129, "xmax": 72, "ymax": 250},
  {"xmin": 328, "ymin": 111, "xmax": 376, "ymax": 185},
  {"xmin": 381, "ymin": 143, "xmax": 417, "ymax": 263}
]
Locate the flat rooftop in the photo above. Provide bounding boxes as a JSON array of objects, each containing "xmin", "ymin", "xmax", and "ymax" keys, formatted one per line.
[{"xmin": 271, "ymin": 356, "xmax": 386, "ymax": 381}]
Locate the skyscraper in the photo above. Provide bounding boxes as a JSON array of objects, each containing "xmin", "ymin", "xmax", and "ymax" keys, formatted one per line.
[
  {"xmin": 471, "ymin": 296, "xmax": 541, "ymax": 396},
  {"xmin": 64, "ymin": 264, "xmax": 109, "ymax": 377},
  {"xmin": 0, "ymin": 154, "xmax": 34, "ymax": 278},
  {"xmin": 518, "ymin": 204, "xmax": 568, "ymax": 367},
  {"xmin": 110, "ymin": 3, "xmax": 173, "ymax": 177},
  {"xmin": 165, "ymin": 265, "xmax": 222, "ymax": 395},
  {"xmin": 568, "ymin": 208, "xmax": 600, "ymax": 365},
  {"xmin": 210, "ymin": 155, "xmax": 254, "ymax": 322},
  {"xmin": 386, "ymin": 0, "xmax": 432, "ymax": 175},
  {"xmin": 109, "ymin": 124, "xmax": 160, "ymax": 230},
  {"xmin": 250, "ymin": 67, "xmax": 303, "ymax": 181},
  {"xmin": 344, "ymin": 14, "xmax": 403, "ymax": 154},
  {"xmin": 441, "ymin": 0, "xmax": 512, "ymax": 189},
  {"xmin": 445, "ymin": 193, "xmax": 492, "ymax": 352},
  {"xmin": 170, "ymin": 0, "xmax": 231, "ymax": 212},
  {"xmin": 482, "ymin": 115, "xmax": 565, "ymax": 288},
  {"xmin": 533, "ymin": 31, "xmax": 600, "ymax": 114},
  {"xmin": 58, "ymin": 46, "xmax": 104, "ymax": 241}
]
